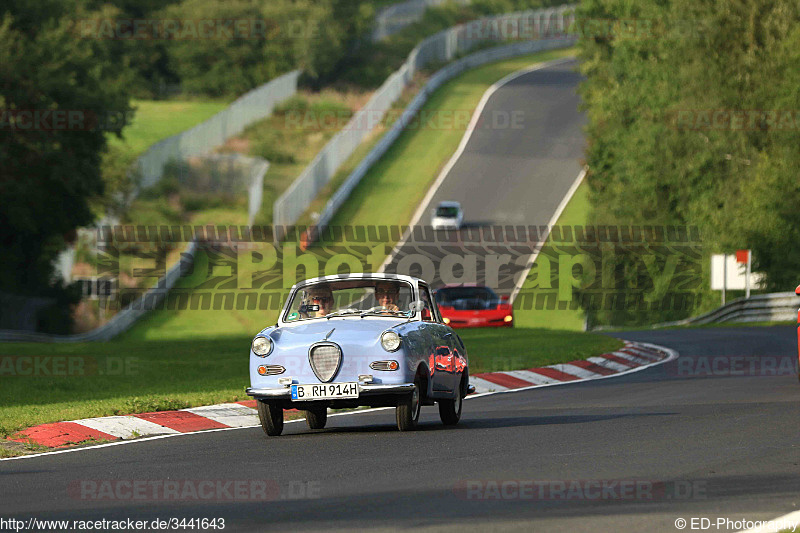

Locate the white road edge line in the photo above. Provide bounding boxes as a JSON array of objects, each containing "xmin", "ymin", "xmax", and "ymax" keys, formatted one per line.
[
  {"xmin": 3, "ymin": 57, "xmax": 581, "ymax": 463},
  {"xmin": 379, "ymin": 56, "xmax": 576, "ymax": 274},
  {"xmin": 508, "ymin": 165, "xmax": 586, "ymax": 303},
  {"xmin": 737, "ymin": 510, "xmax": 800, "ymax": 533},
  {"xmin": 1, "ymin": 342, "xmax": 676, "ymax": 462},
  {"xmin": 466, "ymin": 342, "xmax": 678, "ymax": 399}
]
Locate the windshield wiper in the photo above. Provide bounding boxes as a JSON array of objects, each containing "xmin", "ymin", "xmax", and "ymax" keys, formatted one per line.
[
  {"xmin": 325, "ymin": 309, "xmax": 362, "ymax": 319},
  {"xmin": 360, "ymin": 310, "xmax": 410, "ymax": 318}
]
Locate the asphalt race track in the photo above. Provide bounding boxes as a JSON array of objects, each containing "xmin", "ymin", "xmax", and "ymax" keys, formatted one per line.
[
  {"xmin": 383, "ymin": 58, "xmax": 586, "ymax": 292},
  {"xmin": 2, "ymin": 60, "xmax": 798, "ymax": 532},
  {"xmin": 2, "ymin": 326, "xmax": 798, "ymax": 531}
]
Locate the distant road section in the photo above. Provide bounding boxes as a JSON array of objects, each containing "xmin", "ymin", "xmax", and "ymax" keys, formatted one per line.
[{"xmin": 382, "ymin": 58, "xmax": 586, "ymax": 293}]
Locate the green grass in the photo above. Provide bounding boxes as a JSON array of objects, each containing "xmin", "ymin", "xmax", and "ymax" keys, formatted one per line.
[
  {"xmin": 459, "ymin": 328, "xmax": 622, "ymax": 374},
  {"xmin": 513, "ymin": 179, "xmax": 590, "ymax": 331},
  {"xmin": 0, "ymin": 47, "xmax": 620, "ymax": 448},
  {"xmin": 324, "ymin": 48, "xmax": 577, "ymax": 231},
  {"xmin": 0, "ymin": 337, "xmax": 251, "ymax": 438},
  {"xmin": 121, "ymin": 49, "xmax": 576, "ymax": 341},
  {"xmin": 239, "ymin": 91, "xmax": 358, "ymax": 225},
  {"xmin": 0, "ymin": 327, "xmax": 621, "ymax": 439},
  {"xmin": 109, "ymin": 99, "xmax": 229, "ymax": 156}
]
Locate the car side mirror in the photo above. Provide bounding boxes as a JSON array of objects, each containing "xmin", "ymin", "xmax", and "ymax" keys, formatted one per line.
[
  {"xmin": 500, "ymin": 295, "xmax": 509, "ymax": 302},
  {"xmin": 796, "ymin": 284, "xmax": 800, "ymax": 296},
  {"xmin": 409, "ymin": 300, "xmax": 426, "ymax": 313}
]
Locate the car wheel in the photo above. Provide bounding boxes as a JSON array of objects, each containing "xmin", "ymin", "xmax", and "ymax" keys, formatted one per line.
[
  {"xmin": 439, "ymin": 377, "xmax": 464, "ymax": 426},
  {"xmin": 396, "ymin": 376, "xmax": 422, "ymax": 431},
  {"xmin": 257, "ymin": 400, "xmax": 284, "ymax": 436},
  {"xmin": 305, "ymin": 408, "xmax": 327, "ymax": 430}
]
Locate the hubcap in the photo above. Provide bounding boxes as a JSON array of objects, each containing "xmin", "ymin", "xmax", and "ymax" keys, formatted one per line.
[{"xmin": 455, "ymin": 390, "xmax": 462, "ymax": 412}]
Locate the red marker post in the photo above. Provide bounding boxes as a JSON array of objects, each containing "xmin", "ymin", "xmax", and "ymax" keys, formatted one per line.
[{"xmin": 735, "ymin": 250, "xmax": 751, "ymax": 298}]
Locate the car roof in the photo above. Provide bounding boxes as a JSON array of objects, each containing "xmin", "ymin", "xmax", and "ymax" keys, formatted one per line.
[
  {"xmin": 291, "ymin": 273, "xmax": 422, "ymax": 291},
  {"xmin": 436, "ymin": 201, "xmax": 461, "ymax": 208}
]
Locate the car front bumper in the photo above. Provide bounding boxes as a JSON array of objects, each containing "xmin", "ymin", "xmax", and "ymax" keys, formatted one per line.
[{"xmin": 246, "ymin": 382, "xmax": 415, "ymax": 399}]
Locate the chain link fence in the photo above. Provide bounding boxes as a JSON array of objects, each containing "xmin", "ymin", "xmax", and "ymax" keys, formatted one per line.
[
  {"xmin": 171, "ymin": 153, "xmax": 269, "ymax": 226},
  {"xmin": 1, "ymin": 5, "xmax": 577, "ymax": 342},
  {"xmin": 372, "ymin": 0, "xmax": 473, "ymax": 41},
  {"xmin": 136, "ymin": 70, "xmax": 299, "ymax": 189},
  {"xmin": 275, "ymin": 5, "xmax": 576, "ymax": 232}
]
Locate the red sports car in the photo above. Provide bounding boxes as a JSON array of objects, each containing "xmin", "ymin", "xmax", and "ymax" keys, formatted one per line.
[{"xmin": 434, "ymin": 285, "xmax": 513, "ymax": 329}]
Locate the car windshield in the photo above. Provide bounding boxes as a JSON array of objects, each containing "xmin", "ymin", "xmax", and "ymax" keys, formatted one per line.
[
  {"xmin": 435, "ymin": 286, "xmax": 498, "ymax": 304},
  {"xmin": 436, "ymin": 206, "xmax": 459, "ymax": 218},
  {"xmin": 283, "ymin": 279, "xmax": 415, "ymax": 322}
]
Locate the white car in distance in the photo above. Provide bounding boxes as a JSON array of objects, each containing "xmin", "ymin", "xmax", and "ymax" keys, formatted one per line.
[{"xmin": 431, "ymin": 201, "xmax": 463, "ymax": 230}]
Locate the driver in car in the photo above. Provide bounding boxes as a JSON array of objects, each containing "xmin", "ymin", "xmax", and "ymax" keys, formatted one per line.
[
  {"xmin": 302, "ymin": 286, "xmax": 334, "ymax": 317},
  {"xmin": 375, "ymin": 281, "xmax": 401, "ymax": 312}
]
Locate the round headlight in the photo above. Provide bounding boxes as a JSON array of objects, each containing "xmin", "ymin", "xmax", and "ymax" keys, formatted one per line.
[
  {"xmin": 252, "ymin": 336, "xmax": 273, "ymax": 357},
  {"xmin": 381, "ymin": 331, "xmax": 401, "ymax": 352}
]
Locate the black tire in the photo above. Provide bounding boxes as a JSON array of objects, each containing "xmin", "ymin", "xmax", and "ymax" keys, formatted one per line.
[
  {"xmin": 305, "ymin": 408, "xmax": 327, "ymax": 430},
  {"xmin": 439, "ymin": 377, "xmax": 464, "ymax": 425},
  {"xmin": 396, "ymin": 376, "xmax": 422, "ymax": 431},
  {"xmin": 257, "ymin": 400, "xmax": 284, "ymax": 436}
]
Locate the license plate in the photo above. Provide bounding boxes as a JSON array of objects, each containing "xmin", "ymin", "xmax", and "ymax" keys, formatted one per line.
[{"xmin": 291, "ymin": 382, "xmax": 359, "ymax": 401}]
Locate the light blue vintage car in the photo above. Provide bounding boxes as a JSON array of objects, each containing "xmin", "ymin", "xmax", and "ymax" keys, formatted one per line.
[{"xmin": 246, "ymin": 273, "xmax": 472, "ymax": 435}]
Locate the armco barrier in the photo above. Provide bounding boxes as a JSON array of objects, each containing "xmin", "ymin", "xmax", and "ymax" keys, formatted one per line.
[
  {"xmin": 273, "ymin": 5, "xmax": 576, "ymax": 231},
  {"xmin": 1, "ymin": 6, "xmax": 576, "ymax": 342},
  {"xmin": 136, "ymin": 70, "xmax": 299, "ymax": 189},
  {"xmin": 309, "ymin": 37, "xmax": 578, "ymax": 243},
  {"xmin": 648, "ymin": 292, "xmax": 798, "ymax": 328}
]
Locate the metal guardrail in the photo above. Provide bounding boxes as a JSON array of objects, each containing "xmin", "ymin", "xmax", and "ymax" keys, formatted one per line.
[
  {"xmin": 274, "ymin": 5, "xmax": 577, "ymax": 231},
  {"xmin": 306, "ymin": 36, "xmax": 578, "ymax": 244},
  {"xmin": 649, "ymin": 292, "xmax": 798, "ymax": 328},
  {"xmin": 2, "ymin": 6, "xmax": 576, "ymax": 342}
]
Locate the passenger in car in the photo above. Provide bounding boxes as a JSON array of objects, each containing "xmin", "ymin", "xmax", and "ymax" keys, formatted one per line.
[
  {"xmin": 375, "ymin": 281, "xmax": 401, "ymax": 312},
  {"xmin": 302, "ymin": 286, "xmax": 334, "ymax": 317}
]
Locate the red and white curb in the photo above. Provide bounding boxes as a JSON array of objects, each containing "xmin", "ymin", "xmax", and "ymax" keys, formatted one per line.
[
  {"xmin": 7, "ymin": 401, "xmax": 264, "ymax": 449},
  {"xmin": 470, "ymin": 341, "xmax": 674, "ymax": 394},
  {"xmin": 5, "ymin": 341, "xmax": 674, "ymax": 453}
]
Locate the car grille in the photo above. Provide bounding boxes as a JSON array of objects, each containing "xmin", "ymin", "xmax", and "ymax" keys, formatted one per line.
[{"xmin": 309, "ymin": 343, "xmax": 342, "ymax": 382}]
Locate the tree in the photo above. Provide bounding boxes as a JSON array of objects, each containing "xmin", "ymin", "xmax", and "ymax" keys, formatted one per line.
[
  {"xmin": 576, "ymin": 0, "xmax": 800, "ymax": 325},
  {"xmin": 0, "ymin": 4, "xmax": 132, "ymax": 331}
]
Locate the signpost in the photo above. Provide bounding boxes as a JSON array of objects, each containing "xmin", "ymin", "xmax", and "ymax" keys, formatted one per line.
[{"xmin": 711, "ymin": 251, "xmax": 761, "ymax": 304}]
